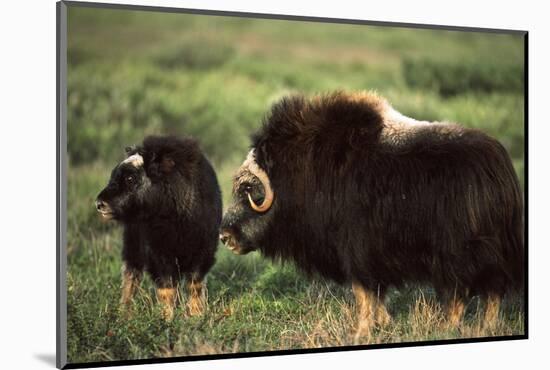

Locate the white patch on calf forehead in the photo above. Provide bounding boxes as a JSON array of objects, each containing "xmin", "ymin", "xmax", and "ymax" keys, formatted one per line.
[{"xmin": 122, "ymin": 153, "xmax": 144, "ymax": 167}]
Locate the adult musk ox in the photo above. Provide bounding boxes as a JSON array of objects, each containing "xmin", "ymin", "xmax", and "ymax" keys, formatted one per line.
[
  {"xmin": 220, "ymin": 91, "xmax": 524, "ymax": 337},
  {"xmin": 96, "ymin": 135, "xmax": 222, "ymax": 320}
]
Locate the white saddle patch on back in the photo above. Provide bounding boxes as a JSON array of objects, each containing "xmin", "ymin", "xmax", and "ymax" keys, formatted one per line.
[
  {"xmin": 386, "ymin": 107, "xmax": 431, "ymax": 127},
  {"xmin": 381, "ymin": 104, "xmax": 451, "ymax": 146}
]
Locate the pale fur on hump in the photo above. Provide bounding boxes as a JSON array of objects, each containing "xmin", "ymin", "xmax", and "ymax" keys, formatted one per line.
[
  {"xmin": 336, "ymin": 91, "xmax": 446, "ymax": 145},
  {"xmin": 379, "ymin": 97, "xmax": 450, "ymax": 146},
  {"xmin": 122, "ymin": 153, "xmax": 144, "ymax": 167}
]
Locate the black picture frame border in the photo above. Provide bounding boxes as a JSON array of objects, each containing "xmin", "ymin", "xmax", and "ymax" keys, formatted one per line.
[
  {"xmin": 56, "ymin": 1, "xmax": 529, "ymax": 368},
  {"xmin": 63, "ymin": 335, "xmax": 527, "ymax": 370}
]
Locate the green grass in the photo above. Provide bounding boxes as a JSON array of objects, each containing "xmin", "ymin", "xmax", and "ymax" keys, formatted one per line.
[
  {"xmin": 403, "ymin": 58, "xmax": 524, "ymax": 97},
  {"xmin": 66, "ymin": 5, "xmax": 525, "ymax": 364}
]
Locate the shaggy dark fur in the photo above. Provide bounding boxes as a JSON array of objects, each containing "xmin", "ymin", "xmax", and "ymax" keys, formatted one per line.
[
  {"xmin": 96, "ymin": 135, "xmax": 222, "ymax": 315},
  {"xmin": 221, "ymin": 91, "xmax": 524, "ymax": 327}
]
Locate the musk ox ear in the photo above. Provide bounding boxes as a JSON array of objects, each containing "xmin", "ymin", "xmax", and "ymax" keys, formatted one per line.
[
  {"xmin": 144, "ymin": 153, "xmax": 175, "ymax": 178},
  {"xmin": 125, "ymin": 145, "xmax": 138, "ymax": 156},
  {"xmin": 125, "ymin": 145, "xmax": 149, "ymax": 161},
  {"xmin": 160, "ymin": 155, "xmax": 175, "ymax": 174}
]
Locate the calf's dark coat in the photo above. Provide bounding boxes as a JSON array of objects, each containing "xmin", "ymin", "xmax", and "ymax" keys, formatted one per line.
[
  {"xmin": 96, "ymin": 135, "xmax": 222, "ymax": 319},
  {"xmin": 220, "ymin": 92, "xmax": 524, "ymax": 335}
]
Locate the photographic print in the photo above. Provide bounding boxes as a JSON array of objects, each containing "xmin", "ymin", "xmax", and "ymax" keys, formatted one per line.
[{"xmin": 57, "ymin": 1, "xmax": 527, "ymax": 368}]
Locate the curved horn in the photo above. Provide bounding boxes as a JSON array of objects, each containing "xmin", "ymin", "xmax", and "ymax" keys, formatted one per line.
[{"xmin": 246, "ymin": 151, "xmax": 274, "ymax": 213}]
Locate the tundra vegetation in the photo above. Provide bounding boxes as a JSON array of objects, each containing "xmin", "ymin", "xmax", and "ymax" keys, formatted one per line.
[{"xmin": 66, "ymin": 6, "xmax": 525, "ymax": 364}]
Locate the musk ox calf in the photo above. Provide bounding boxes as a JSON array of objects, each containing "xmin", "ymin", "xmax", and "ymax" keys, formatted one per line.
[
  {"xmin": 220, "ymin": 91, "xmax": 524, "ymax": 337},
  {"xmin": 96, "ymin": 135, "xmax": 222, "ymax": 320}
]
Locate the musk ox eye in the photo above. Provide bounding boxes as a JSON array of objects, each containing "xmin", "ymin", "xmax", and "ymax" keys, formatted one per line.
[
  {"xmin": 239, "ymin": 183, "xmax": 253, "ymax": 195},
  {"xmin": 125, "ymin": 175, "xmax": 135, "ymax": 185}
]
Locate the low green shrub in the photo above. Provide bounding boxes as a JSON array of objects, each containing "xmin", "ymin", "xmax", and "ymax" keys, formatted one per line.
[
  {"xmin": 152, "ymin": 39, "xmax": 235, "ymax": 70},
  {"xmin": 403, "ymin": 58, "xmax": 524, "ymax": 97}
]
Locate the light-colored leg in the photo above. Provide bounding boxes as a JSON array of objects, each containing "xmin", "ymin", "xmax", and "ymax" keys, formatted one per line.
[
  {"xmin": 484, "ymin": 293, "xmax": 501, "ymax": 329},
  {"xmin": 186, "ymin": 276, "xmax": 207, "ymax": 316},
  {"xmin": 156, "ymin": 286, "xmax": 177, "ymax": 321},
  {"xmin": 375, "ymin": 301, "xmax": 391, "ymax": 327},
  {"xmin": 352, "ymin": 281, "xmax": 390, "ymax": 341},
  {"xmin": 120, "ymin": 264, "xmax": 142, "ymax": 307},
  {"xmin": 443, "ymin": 292, "xmax": 465, "ymax": 327}
]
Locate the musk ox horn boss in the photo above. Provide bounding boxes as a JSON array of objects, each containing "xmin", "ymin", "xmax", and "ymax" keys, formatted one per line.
[
  {"xmin": 96, "ymin": 135, "xmax": 222, "ymax": 320},
  {"xmin": 220, "ymin": 91, "xmax": 524, "ymax": 338}
]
